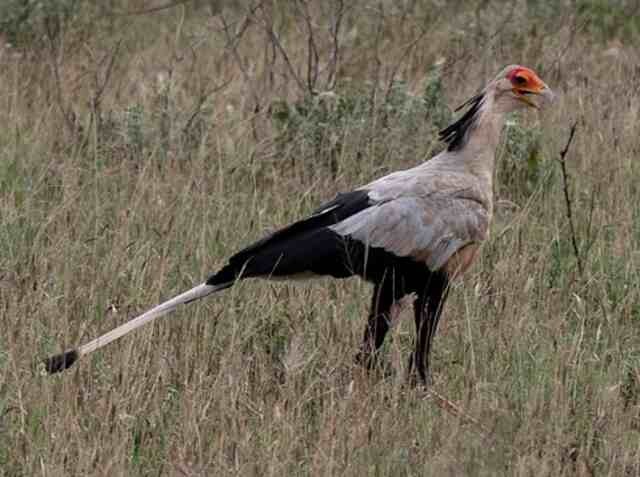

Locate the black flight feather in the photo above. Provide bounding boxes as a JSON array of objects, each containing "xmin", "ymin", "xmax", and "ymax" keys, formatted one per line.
[{"xmin": 207, "ymin": 190, "xmax": 373, "ymax": 285}]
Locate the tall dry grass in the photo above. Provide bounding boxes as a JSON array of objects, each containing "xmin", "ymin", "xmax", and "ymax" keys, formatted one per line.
[{"xmin": 1, "ymin": 1, "xmax": 639, "ymax": 475}]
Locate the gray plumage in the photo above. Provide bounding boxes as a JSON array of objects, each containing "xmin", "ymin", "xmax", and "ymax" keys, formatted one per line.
[{"xmin": 332, "ymin": 168, "xmax": 490, "ymax": 272}]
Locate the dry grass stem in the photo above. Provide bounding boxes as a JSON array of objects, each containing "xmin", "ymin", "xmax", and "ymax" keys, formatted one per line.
[{"xmin": 1, "ymin": 1, "xmax": 639, "ymax": 475}]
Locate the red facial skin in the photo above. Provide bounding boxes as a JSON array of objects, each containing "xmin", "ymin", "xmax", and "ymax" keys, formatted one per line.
[{"xmin": 507, "ymin": 67, "xmax": 544, "ymax": 91}]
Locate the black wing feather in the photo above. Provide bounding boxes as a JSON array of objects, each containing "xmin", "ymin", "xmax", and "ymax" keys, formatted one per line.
[{"xmin": 207, "ymin": 190, "xmax": 373, "ymax": 284}]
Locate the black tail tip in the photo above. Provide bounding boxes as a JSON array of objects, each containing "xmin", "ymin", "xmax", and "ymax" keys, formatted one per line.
[{"xmin": 43, "ymin": 349, "xmax": 79, "ymax": 374}]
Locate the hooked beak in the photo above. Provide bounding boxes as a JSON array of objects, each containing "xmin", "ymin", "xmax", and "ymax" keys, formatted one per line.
[{"xmin": 514, "ymin": 82, "xmax": 555, "ymax": 110}]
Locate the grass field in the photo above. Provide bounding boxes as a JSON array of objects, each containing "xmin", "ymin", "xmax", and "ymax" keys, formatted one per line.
[{"xmin": 1, "ymin": 1, "xmax": 640, "ymax": 475}]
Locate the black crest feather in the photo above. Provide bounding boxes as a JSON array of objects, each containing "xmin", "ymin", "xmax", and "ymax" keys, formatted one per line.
[{"xmin": 438, "ymin": 93, "xmax": 485, "ymax": 152}]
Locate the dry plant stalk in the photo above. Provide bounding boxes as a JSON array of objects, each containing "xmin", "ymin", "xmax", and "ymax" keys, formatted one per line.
[
  {"xmin": 556, "ymin": 122, "xmax": 582, "ymax": 275},
  {"xmin": 424, "ymin": 388, "xmax": 487, "ymax": 431},
  {"xmin": 2, "ymin": 2, "xmax": 639, "ymax": 474}
]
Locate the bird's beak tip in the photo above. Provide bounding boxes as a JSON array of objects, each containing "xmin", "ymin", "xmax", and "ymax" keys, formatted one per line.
[
  {"xmin": 541, "ymin": 85, "xmax": 555, "ymax": 105},
  {"xmin": 525, "ymin": 85, "xmax": 555, "ymax": 110}
]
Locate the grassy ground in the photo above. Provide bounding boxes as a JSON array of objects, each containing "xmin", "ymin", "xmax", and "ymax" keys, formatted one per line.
[{"xmin": 1, "ymin": 1, "xmax": 640, "ymax": 475}]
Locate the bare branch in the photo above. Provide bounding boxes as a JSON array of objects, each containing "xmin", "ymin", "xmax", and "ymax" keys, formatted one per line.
[
  {"xmin": 368, "ymin": 2, "xmax": 386, "ymax": 114},
  {"xmin": 557, "ymin": 122, "xmax": 582, "ymax": 275},
  {"xmin": 325, "ymin": 0, "xmax": 345, "ymax": 91},
  {"xmin": 44, "ymin": 19, "xmax": 76, "ymax": 135},
  {"xmin": 89, "ymin": 40, "xmax": 122, "ymax": 114},
  {"xmin": 110, "ymin": 0, "xmax": 193, "ymax": 17},
  {"xmin": 425, "ymin": 389, "xmax": 490, "ymax": 437},
  {"xmin": 181, "ymin": 77, "xmax": 233, "ymax": 138},
  {"xmin": 258, "ymin": 4, "xmax": 307, "ymax": 95},
  {"xmin": 296, "ymin": 0, "xmax": 320, "ymax": 94},
  {"xmin": 217, "ymin": 6, "xmax": 261, "ymax": 109},
  {"xmin": 444, "ymin": 3, "xmax": 514, "ymax": 77},
  {"xmin": 384, "ymin": 26, "xmax": 429, "ymax": 104}
]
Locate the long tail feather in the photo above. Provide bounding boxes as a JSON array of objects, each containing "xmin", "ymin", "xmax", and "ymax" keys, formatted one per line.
[{"xmin": 43, "ymin": 282, "xmax": 227, "ymax": 374}]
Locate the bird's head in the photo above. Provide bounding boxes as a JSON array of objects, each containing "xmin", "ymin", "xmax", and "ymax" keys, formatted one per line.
[
  {"xmin": 439, "ymin": 64, "xmax": 554, "ymax": 151},
  {"xmin": 490, "ymin": 65, "xmax": 554, "ymax": 113}
]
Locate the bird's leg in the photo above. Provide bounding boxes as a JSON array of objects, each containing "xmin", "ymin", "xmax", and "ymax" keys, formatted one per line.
[
  {"xmin": 409, "ymin": 274, "xmax": 449, "ymax": 386},
  {"xmin": 355, "ymin": 281, "xmax": 396, "ymax": 370},
  {"xmin": 389, "ymin": 293, "xmax": 416, "ymax": 326},
  {"xmin": 408, "ymin": 291, "xmax": 429, "ymax": 386}
]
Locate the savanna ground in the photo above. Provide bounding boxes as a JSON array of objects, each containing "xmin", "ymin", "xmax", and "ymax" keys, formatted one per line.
[{"xmin": 0, "ymin": 0, "xmax": 639, "ymax": 475}]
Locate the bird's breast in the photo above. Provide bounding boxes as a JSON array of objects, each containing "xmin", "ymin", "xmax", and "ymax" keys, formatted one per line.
[{"xmin": 442, "ymin": 243, "xmax": 481, "ymax": 279}]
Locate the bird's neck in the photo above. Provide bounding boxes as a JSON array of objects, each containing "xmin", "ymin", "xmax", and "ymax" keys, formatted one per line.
[
  {"xmin": 438, "ymin": 89, "xmax": 506, "ymax": 183},
  {"xmin": 440, "ymin": 100, "xmax": 506, "ymax": 217},
  {"xmin": 457, "ymin": 107, "xmax": 505, "ymax": 179}
]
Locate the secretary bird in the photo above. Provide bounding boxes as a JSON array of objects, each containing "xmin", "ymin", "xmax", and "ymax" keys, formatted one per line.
[{"xmin": 44, "ymin": 65, "xmax": 553, "ymax": 384}]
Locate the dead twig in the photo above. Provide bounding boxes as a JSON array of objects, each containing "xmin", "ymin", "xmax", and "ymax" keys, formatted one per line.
[
  {"xmin": 181, "ymin": 77, "xmax": 234, "ymax": 139},
  {"xmin": 325, "ymin": 0, "xmax": 345, "ymax": 91},
  {"xmin": 444, "ymin": 3, "xmax": 514, "ymax": 77},
  {"xmin": 296, "ymin": 0, "xmax": 320, "ymax": 95},
  {"xmin": 557, "ymin": 122, "xmax": 582, "ymax": 275},
  {"xmin": 259, "ymin": 5, "xmax": 307, "ymax": 95},
  {"xmin": 425, "ymin": 389, "xmax": 487, "ymax": 431},
  {"xmin": 423, "ymin": 388, "xmax": 526, "ymax": 459},
  {"xmin": 368, "ymin": 2, "xmax": 386, "ymax": 115},
  {"xmin": 110, "ymin": 0, "xmax": 193, "ymax": 17},
  {"xmin": 218, "ymin": 4, "xmax": 261, "ymax": 104},
  {"xmin": 218, "ymin": 3, "xmax": 263, "ymax": 141},
  {"xmin": 44, "ymin": 18, "xmax": 76, "ymax": 136},
  {"xmin": 86, "ymin": 40, "xmax": 122, "ymax": 116},
  {"xmin": 383, "ymin": 26, "xmax": 430, "ymax": 104}
]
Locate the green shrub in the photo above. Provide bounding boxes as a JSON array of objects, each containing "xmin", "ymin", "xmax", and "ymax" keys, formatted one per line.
[
  {"xmin": 577, "ymin": 0, "xmax": 640, "ymax": 42},
  {"xmin": 498, "ymin": 115, "xmax": 548, "ymax": 203},
  {"xmin": 270, "ymin": 67, "xmax": 452, "ymax": 177},
  {"xmin": 125, "ymin": 103, "xmax": 145, "ymax": 155},
  {"xmin": 0, "ymin": 0, "xmax": 83, "ymax": 45}
]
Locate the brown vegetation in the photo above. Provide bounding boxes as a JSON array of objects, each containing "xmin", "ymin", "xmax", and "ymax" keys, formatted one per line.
[{"xmin": 1, "ymin": 1, "xmax": 639, "ymax": 475}]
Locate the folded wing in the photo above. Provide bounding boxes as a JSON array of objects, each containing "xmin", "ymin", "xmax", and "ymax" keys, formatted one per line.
[
  {"xmin": 330, "ymin": 191, "xmax": 489, "ymax": 271},
  {"xmin": 207, "ymin": 176, "xmax": 489, "ymax": 286}
]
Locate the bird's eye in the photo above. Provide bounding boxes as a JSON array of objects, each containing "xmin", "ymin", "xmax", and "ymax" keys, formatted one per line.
[{"xmin": 514, "ymin": 75, "xmax": 527, "ymax": 86}]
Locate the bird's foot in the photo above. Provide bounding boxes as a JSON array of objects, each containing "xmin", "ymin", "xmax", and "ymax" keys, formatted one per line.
[
  {"xmin": 406, "ymin": 355, "xmax": 433, "ymax": 389},
  {"xmin": 407, "ymin": 370, "xmax": 433, "ymax": 390}
]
